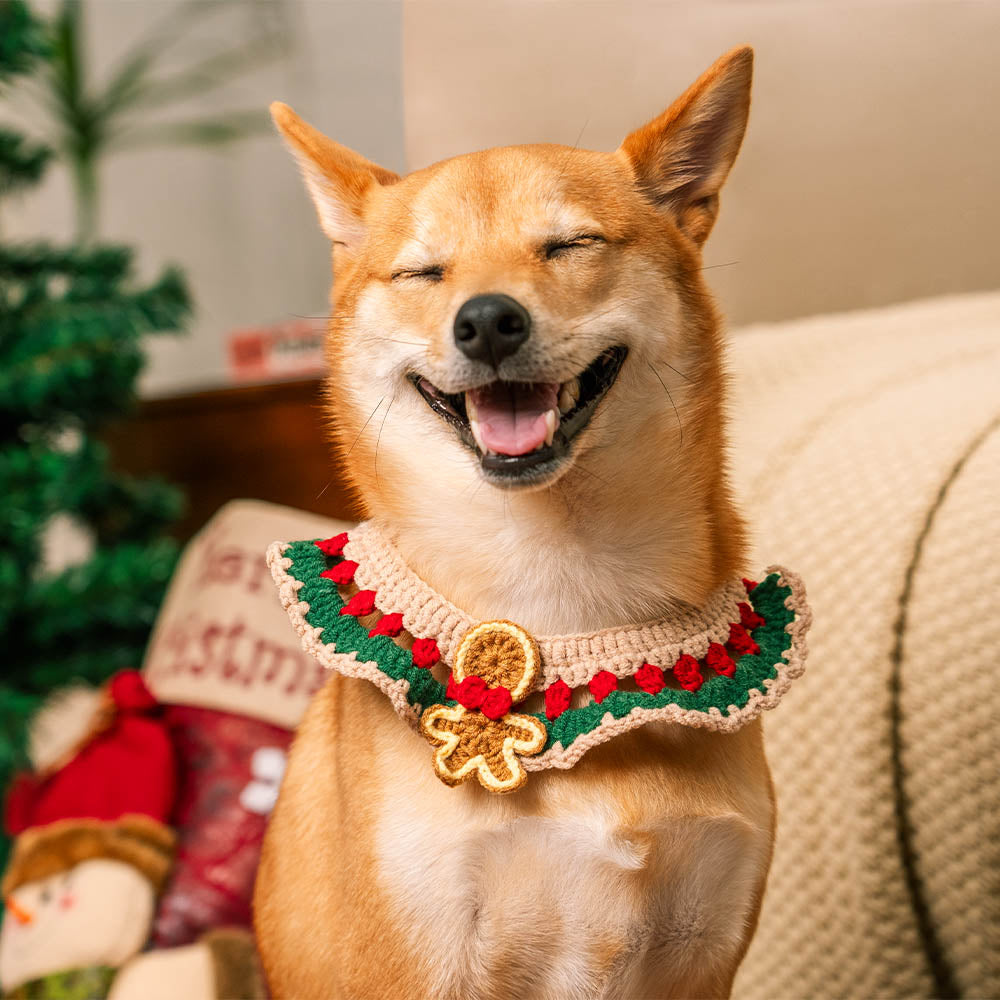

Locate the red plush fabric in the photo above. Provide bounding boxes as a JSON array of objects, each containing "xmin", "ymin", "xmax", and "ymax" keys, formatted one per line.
[
  {"xmin": 152, "ymin": 705, "xmax": 292, "ymax": 947},
  {"xmin": 4, "ymin": 671, "xmax": 176, "ymax": 836}
]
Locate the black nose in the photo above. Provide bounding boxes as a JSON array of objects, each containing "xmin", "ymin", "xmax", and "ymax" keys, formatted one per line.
[{"xmin": 453, "ymin": 294, "xmax": 531, "ymax": 366}]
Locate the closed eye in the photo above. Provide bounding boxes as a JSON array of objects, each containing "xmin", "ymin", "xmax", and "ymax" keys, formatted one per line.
[
  {"xmin": 391, "ymin": 265, "xmax": 444, "ymax": 283},
  {"xmin": 543, "ymin": 234, "xmax": 607, "ymax": 260}
]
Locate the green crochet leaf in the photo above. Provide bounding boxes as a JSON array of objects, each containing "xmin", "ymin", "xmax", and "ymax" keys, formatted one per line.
[{"xmin": 285, "ymin": 540, "xmax": 794, "ymax": 754}]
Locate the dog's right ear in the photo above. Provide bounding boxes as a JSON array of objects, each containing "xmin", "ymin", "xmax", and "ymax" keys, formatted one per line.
[
  {"xmin": 618, "ymin": 47, "xmax": 753, "ymax": 245},
  {"xmin": 270, "ymin": 102, "xmax": 399, "ymax": 251}
]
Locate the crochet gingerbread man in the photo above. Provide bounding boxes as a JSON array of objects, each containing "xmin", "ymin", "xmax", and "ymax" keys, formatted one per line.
[{"xmin": 420, "ymin": 620, "xmax": 547, "ymax": 793}]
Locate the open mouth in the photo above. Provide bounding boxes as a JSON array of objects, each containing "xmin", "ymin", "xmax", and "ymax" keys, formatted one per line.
[{"xmin": 408, "ymin": 346, "xmax": 628, "ymax": 482}]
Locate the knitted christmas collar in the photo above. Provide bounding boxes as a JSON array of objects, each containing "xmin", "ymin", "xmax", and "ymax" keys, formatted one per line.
[{"xmin": 267, "ymin": 523, "xmax": 810, "ymax": 794}]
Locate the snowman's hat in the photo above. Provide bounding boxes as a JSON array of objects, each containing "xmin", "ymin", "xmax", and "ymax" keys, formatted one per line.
[{"xmin": 3, "ymin": 670, "xmax": 177, "ymax": 896}]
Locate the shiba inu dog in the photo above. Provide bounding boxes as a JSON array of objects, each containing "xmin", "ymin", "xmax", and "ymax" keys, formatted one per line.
[{"xmin": 256, "ymin": 46, "xmax": 776, "ymax": 999}]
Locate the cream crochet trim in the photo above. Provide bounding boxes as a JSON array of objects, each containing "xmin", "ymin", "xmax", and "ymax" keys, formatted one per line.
[
  {"xmin": 344, "ymin": 521, "xmax": 751, "ymax": 691},
  {"xmin": 267, "ymin": 541, "xmax": 809, "ymax": 770},
  {"xmin": 525, "ymin": 566, "xmax": 810, "ymax": 770}
]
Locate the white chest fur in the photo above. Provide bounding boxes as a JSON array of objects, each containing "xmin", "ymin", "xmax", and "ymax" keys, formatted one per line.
[{"xmin": 373, "ymin": 725, "xmax": 771, "ymax": 1000}]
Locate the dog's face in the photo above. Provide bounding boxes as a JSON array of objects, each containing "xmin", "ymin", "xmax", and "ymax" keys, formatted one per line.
[{"xmin": 273, "ymin": 47, "xmax": 752, "ymax": 529}]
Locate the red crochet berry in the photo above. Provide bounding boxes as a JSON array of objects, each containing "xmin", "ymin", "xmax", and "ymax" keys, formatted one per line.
[
  {"xmin": 673, "ymin": 654, "xmax": 703, "ymax": 692},
  {"xmin": 705, "ymin": 642, "xmax": 736, "ymax": 677},
  {"xmin": 728, "ymin": 622, "xmax": 760, "ymax": 657},
  {"xmin": 588, "ymin": 670, "xmax": 618, "ymax": 704},
  {"xmin": 339, "ymin": 589, "xmax": 376, "ymax": 618},
  {"xmin": 738, "ymin": 602, "xmax": 765, "ymax": 631},
  {"xmin": 411, "ymin": 638, "xmax": 441, "ymax": 669},
  {"xmin": 456, "ymin": 676, "xmax": 488, "ymax": 710},
  {"xmin": 446, "ymin": 674, "xmax": 460, "ymax": 700},
  {"xmin": 315, "ymin": 533, "xmax": 349, "ymax": 557},
  {"xmin": 481, "ymin": 687, "xmax": 513, "ymax": 720},
  {"xmin": 545, "ymin": 679, "xmax": 572, "ymax": 720},
  {"xmin": 635, "ymin": 662, "xmax": 666, "ymax": 695},
  {"xmin": 320, "ymin": 560, "xmax": 358, "ymax": 585},
  {"xmin": 369, "ymin": 613, "xmax": 404, "ymax": 638},
  {"xmin": 742, "ymin": 577, "xmax": 758, "ymax": 593}
]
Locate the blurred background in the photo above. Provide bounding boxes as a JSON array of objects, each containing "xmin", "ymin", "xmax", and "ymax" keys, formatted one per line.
[{"xmin": 1, "ymin": 2, "xmax": 998, "ymax": 999}]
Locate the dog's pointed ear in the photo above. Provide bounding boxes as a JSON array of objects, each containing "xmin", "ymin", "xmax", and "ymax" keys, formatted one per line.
[
  {"xmin": 618, "ymin": 46, "xmax": 753, "ymax": 245},
  {"xmin": 270, "ymin": 102, "xmax": 400, "ymax": 250}
]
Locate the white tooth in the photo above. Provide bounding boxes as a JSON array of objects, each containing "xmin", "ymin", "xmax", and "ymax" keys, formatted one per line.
[
  {"xmin": 466, "ymin": 395, "xmax": 490, "ymax": 453},
  {"xmin": 470, "ymin": 417, "xmax": 489, "ymax": 453},
  {"xmin": 558, "ymin": 377, "xmax": 580, "ymax": 414},
  {"xmin": 544, "ymin": 408, "xmax": 558, "ymax": 447}
]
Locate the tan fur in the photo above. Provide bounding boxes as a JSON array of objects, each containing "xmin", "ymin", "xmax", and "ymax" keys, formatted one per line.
[{"xmin": 257, "ymin": 47, "xmax": 773, "ymax": 998}]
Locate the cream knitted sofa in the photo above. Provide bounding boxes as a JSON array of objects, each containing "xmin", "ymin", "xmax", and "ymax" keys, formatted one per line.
[
  {"xmin": 729, "ymin": 291, "xmax": 1000, "ymax": 999},
  {"xmin": 144, "ymin": 291, "xmax": 1000, "ymax": 999}
]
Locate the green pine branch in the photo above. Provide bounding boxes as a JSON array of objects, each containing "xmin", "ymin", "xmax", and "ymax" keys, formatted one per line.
[
  {"xmin": 22, "ymin": 537, "xmax": 179, "ymax": 674},
  {"xmin": 0, "ymin": 128, "xmax": 51, "ymax": 196},
  {"xmin": 0, "ymin": 0, "xmax": 48, "ymax": 84}
]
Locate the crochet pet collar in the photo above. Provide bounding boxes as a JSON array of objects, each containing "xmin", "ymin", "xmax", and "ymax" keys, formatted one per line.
[{"xmin": 267, "ymin": 523, "xmax": 811, "ymax": 794}]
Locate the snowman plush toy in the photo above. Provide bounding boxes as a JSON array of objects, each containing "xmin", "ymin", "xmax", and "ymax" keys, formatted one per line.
[{"xmin": 0, "ymin": 671, "xmax": 177, "ymax": 999}]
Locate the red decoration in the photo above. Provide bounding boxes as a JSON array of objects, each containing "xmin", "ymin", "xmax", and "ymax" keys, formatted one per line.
[
  {"xmin": 315, "ymin": 533, "xmax": 349, "ymax": 557},
  {"xmin": 738, "ymin": 602, "xmax": 765, "ymax": 631},
  {"xmin": 411, "ymin": 638, "xmax": 441, "ymax": 669},
  {"xmin": 545, "ymin": 679, "xmax": 572, "ymax": 719},
  {"xmin": 320, "ymin": 560, "xmax": 358, "ymax": 585},
  {"xmin": 109, "ymin": 668, "xmax": 158, "ymax": 711},
  {"xmin": 5, "ymin": 670, "xmax": 176, "ymax": 837},
  {"xmin": 153, "ymin": 705, "xmax": 292, "ymax": 946},
  {"xmin": 588, "ymin": 670, "xmax": 618, "ymax": 704},
  {"xmin": 705, "ymin": 642, "xmax": 736, "ymax": 677},
  {"xmin": 369, "ymin": 613, "xmax": 404, "ymax": 638},
  {"xmin": 455, "ymin": 676, "xmax": 488, "ymax": 710},
  {"xmin": 728, "ymin": 622, "xmax": 760, "ymax": 657},
  {"xmin": 742, "ymin": 578, "xmax": 758, "ymax": 592},
  {"xmin": 446, "ymin": 674, "xmax": 460, "ymax": 700},
  {"xmin": 339, "ymin": 589, "xmax": 376, "ymax": 618},
  {"xmin": 673, "ymin": 654, "xmax": 703, "ymax": 692},
  {"xmin": 635, "ymin": 662, "xmax": 666, "ymax": 695},
  {"xmin": 481, "ymin": 687, "xmax": 513, "ymax": 720}
]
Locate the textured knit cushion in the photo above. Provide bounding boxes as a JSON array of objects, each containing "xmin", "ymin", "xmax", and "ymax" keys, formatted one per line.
[{"xmin": 728, "ymin": 292, "xmax": 1000, "ymax": 999}]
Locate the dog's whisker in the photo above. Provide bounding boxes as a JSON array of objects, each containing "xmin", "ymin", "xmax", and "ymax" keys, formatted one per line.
[
  {"xmin": 374, "ymin": 393, "xmax": 396, "ymax": 488},
  {"xmin": 652, "ymin": 358, "xmax": 693, "ymax": 383},
  {"xmin": 647, "ymin": 361, "xmax": 684, "ymax": 448},
  {"xmin": 344, "ymin": 396, "xmax": 386, "ymax": 458},
  {"xmin": 573, "ymin": 462, "xmax": 613, "ymax": 489}
]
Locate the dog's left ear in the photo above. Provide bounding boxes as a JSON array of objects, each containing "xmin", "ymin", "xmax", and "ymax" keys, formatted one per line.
[
  {"xmin": 270, "ymin": 102, "xmax": 400, "ymax": 252},
  {"xmin": 618, "ymin": 46, "xmax": 753, "ymax": 245}
]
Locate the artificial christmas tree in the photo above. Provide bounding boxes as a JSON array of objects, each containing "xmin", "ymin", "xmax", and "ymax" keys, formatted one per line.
[{"xmin": 0, "ymin": 0, "xmax": 189, "ymax": 872}]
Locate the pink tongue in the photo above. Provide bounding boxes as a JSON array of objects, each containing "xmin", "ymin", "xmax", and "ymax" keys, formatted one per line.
[{"xmin": 469, "ymin": 381, "xmax": 559, "ymax": 456}]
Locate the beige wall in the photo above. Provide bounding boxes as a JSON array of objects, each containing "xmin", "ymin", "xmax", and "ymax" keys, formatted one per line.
[
  {"xmin": 6, "ymin": 2, "xmax": 997, "ymax": 394},
  {"xmin": 403, "ymin": 0, "xmax": 1000, "ymax": 326},
  {"xmin": 6, "ymin": 0, "xmax": 405, "ymax": 397}
]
